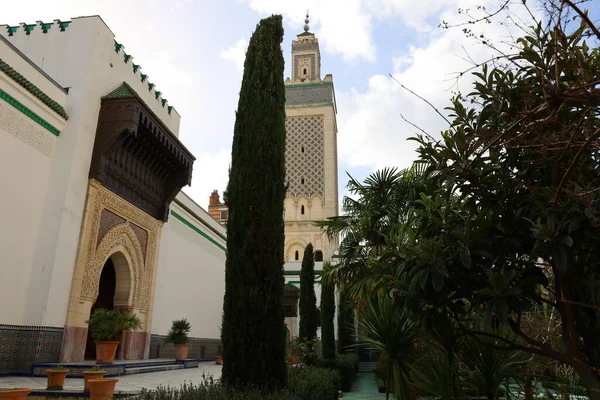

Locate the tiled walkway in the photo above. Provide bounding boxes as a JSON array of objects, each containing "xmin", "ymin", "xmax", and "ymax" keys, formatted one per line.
[
  {"xmin": 0, "ymin": 362, "xmax": 222, "ymax": 393},
  {"xmin": 343, "ymin": 372, "xmax": 388, "ymax": 400}
]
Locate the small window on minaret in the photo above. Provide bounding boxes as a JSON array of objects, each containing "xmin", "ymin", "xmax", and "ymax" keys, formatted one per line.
[
  {"xmin": 301, "ymin": 205, "xmax": 305, "ymax": 215},
  {"xmin": 301, "ymin": 146, "xmax": 305, "ymax": 153},
  {"xmin": 301, "ymin": 177, "xmax": 305, "ymax": 185},
  {"xmin": 295, "ymin": 251, "xmax": 299, "ymax": 261},
  {"xmin": 303, "ymin": 68, "xmax": 307, "ymax": 75}
]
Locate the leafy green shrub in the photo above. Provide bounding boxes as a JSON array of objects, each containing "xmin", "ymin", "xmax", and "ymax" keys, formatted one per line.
[
  {"xmin": 315, "ymin": 352, "xmax": 358, "ymax": 392},
  {"xmin": 138, "ymin": 377, "xmax": 300, "ymax": 400},
  {"xmin": 288, "ymin": 366, "xmax": 341, "ymax": 400},
  {"xmin": 164, "ymin": 319, "xmax": 191, "ymax": 345},
  {"xmin": 335, "ymin": 353, "xmax": 358, "ymax": 391},
  {"xmin": 85, "ymin": 309, "xmax": 142, "ymax": 341},
  {"xmin": 287, "ymin": 338, "xmax": 319, "ymax": 366}
]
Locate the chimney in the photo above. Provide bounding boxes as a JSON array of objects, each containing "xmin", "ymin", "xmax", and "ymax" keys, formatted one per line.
[{"xmin": 209, "ymin": 190, "xmax": 221, "ymax": 206}]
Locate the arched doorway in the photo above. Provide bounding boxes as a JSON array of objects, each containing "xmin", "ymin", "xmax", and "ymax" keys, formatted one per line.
[{"xmin": 84, "ymin": 259, "xmax": 116, "ymax": 360}]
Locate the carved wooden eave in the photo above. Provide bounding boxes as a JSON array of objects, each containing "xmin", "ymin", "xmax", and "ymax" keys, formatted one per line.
[{"xmin": 89, "ymin": 82, "xmax": 195, "ymax": 222}]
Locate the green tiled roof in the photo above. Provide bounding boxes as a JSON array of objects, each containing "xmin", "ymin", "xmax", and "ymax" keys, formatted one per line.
[
  {"xmin": 284, "ymin": 283, "xmax": 300, "ymax": 292},
  {"xmin": 103, "ymin": 82, "xmax": 137, "ymax": 99},
  {"xmin": 284, "ymin": 270, "xmax": 322, "ymax": 276},
  {"xmin": 0, "ymin": 58, "xmax": 68, "ymax": 119}
]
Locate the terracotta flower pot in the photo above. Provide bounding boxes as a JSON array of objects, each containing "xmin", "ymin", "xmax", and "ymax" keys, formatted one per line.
[
  {"xmin": 83, "ymin": 371, "xmax": 107, "ymax": 392},
  {"xmin": 88, "ymin": 378, "xmax": 118, "ymax": 400},
  {"xmin": 215, "ymin": 355, "xmax": 222, "ymax": 365},
  {"xmin": 0, "ymin": 388, "xmax": 32, "ymax": 400},
  {"xmin": 95, "ymin": 341, "xmax": 120, "ymax": 364},
  {"xmin": 46, "ymin": 369, "xmax": 70, "ymax": 390},
  {"xmin": 174, "ymin": 344, "xmax": 190, "ymax": 361}
]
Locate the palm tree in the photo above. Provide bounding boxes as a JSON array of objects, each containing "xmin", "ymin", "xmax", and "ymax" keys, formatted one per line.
[
  {"xmin": 319, "ymin": 164, "xmax": 431, "ymax": 301},
  {"xmin": 459, "ymin": 333, "xmax": 527, "ymax": 400},
  {"xmin": 358, "ymin": 294, "xmax": 420, "ymax": 400}
]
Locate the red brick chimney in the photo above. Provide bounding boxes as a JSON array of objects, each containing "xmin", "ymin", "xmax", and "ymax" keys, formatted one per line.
[{"xmin": 209, "ymin": 190, "xmax": 221, "ymax": 206}]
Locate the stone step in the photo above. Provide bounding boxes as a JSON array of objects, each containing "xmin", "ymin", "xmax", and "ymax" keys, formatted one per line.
[{"xmin": 125, "ymin": 363, "xmax": 185, "ymax": 375}]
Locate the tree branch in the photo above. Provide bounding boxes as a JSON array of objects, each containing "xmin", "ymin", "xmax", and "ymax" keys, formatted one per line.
[
  {"xmin": 389, "ymin": 74, "xmax": 454, "ymax": 128},
  {"xmin": 562, "ymin": 0, "xmax": 600, "ymax": 42},
  {"xmin": 400, "ymin": 114, "xmax": 437, "ymax": 142},
  {"xmin": 553, "ymin": 127, "xmax": 600, "ymax": 203}
]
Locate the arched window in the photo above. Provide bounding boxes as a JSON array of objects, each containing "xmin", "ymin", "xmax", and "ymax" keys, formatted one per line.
[
  {"xmin": 315, "ymin": 251, "xmax": 323, "ymax": 262},
  {"xmin": 301, "ymin": 205, "xmax": 305, "ymax": 215},
  {"xmin": 295, "ymin": 250, "xmax": 299, "ymax": 261},
  {"xmin": 303, "ymin": 68, "xmax": 307, "ymax": 75}
]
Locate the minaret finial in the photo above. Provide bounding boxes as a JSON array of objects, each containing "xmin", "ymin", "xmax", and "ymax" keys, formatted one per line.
[{"xmin": 304, "ymin": 11, "xmax": 310, "ymax": 32}]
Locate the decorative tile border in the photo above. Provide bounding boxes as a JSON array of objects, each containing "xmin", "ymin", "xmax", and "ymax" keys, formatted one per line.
[
  {"xmin": 0, "ymin": 89, "xmax": 60, "ymax": 136},
  {"xmin": 0, "ymin": 325, "xmax": 63, "ymax": 374},
  {"xmin": 170, "ymin": 210, "xmax": 227, "ymax": 252},
  {"xmin": 0, "ymin": 58, "xmax": 68, "ymax": 119}
]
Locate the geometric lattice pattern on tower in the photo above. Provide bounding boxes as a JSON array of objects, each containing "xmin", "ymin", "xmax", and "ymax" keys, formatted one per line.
[{"xmin": 285, "ymin": 115, "xmax": 324, "ymax": 197}]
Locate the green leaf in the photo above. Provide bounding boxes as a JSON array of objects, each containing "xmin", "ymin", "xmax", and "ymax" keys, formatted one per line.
[
  {"xmin": 459, "ymin": 246, "xmax": 471, "ymax": 269},
  {"xmin": 552, "ymin": 246, "xmax": 568, "ymax": 272},
  {"xmin": 559, "ymin": 236, "xmax": 573, "ymax": 248},
  {"xmin": 419, "ymin": 269, "xmax": 429, "ymax": 289},
  {"xmin": 432, "ymin": 272, "xmax": 444, "ymax": 292}
]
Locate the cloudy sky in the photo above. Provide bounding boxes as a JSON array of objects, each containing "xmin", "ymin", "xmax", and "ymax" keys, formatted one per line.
[{"xmin": 4, "ymin": 0, "xmax": 577, "ymax": 210}]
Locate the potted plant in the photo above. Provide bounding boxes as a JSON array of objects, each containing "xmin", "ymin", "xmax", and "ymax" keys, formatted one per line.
[
  {"xmin": 88, "ymin": 378, "xmax": 119, "ymax": 400},
  {"xmin": 46, "ymin": 363, "xmax": 69, "ymax": 390},
  {"xmin": 215, "ymin": 345, "xmax": 223, "ymax": 365},
  {"xmin": 82, "ymin": 366, "xmax": 106, "ymax": 392},
  {"xmin": 164, "ymin": 319, "xmax": 192, "ymax": 361},
  {"xmin": 85, "ymin": 309, "xmax": 142, "ymax": 364},
  {"xmin": 0, "ymin": 388, "xmax": 32, "ymax": 400}
]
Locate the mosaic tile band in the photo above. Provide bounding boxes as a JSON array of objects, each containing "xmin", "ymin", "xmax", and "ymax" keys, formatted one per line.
[{"xmin": 0, "ymin": 325, "xmax": 63, "ymax": 374}]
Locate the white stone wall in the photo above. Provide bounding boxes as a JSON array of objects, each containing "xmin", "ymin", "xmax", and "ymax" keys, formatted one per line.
[
  {"xmin": 0, "ymin": 38, "xmax": 67, "ymax": 325},
  {"xmin": 152, "ymin": 192, "xmax": 227, "ymax": 339},
  {"xmin": 0, "ymin": 16, "xmax": 183, "ymax": 328}
]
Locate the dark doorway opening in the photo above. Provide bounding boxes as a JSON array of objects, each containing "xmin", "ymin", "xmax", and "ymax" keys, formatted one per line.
[{"xmin": 84, "ymin": 258, "xmax": 116, "ymax": 360}]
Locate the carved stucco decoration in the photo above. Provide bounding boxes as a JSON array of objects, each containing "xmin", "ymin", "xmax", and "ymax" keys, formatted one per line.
[
  {"xmin": 82, "ymin": 223, "xmax": 145, "ymax": 307},
  {"xmin": 80, "ymin": 182, "xmax": 160, "ymax": 310},
  {"xmin": 285, "ymin": 238, "xmax": 307, "ymax": 261}
]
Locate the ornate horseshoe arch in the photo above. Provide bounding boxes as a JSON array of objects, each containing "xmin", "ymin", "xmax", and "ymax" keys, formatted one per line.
[{"xmin": 81, "ymin": 222, "xmax": 148, "ymax": 310}]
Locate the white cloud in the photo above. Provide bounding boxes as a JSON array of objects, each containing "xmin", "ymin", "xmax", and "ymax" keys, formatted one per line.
[
  {"xmin": 220, "ymin": 39, "xmax": 248, "ymax": 73},
  {"xmin": 244, "ymin": 0, "xmax": 376, "ymax": 61},
  {"xmin": 183, "ymin": 150, "xmax": 231, "ymax": 209},
  {"xmin": 242, "ymin": 0, "xmax": 505, "ymax": 62},
  {"xmin": 337, "ymin": 0, "xmax": 532, "ymax": 171}
]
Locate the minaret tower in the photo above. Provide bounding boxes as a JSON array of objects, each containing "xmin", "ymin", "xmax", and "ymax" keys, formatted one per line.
[{"xmin": 283, "ymin": 13, "xmax": 339, "ymax": 263}]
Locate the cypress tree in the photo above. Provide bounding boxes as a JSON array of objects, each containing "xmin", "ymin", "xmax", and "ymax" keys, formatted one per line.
[
  {"xmin": 221, "ymin": 15, "xmax": 286, "ymax": 390},
  {"xmin": 299, "ymin": 243, "xmax": 318, "ymax": 341},
  {"xmin": 337, "ymin": 285, "xmax": 355, "ymax": 354},
  {"xmin": 320, "ymin": 262, "xmax": 336, "ymax": 359}
]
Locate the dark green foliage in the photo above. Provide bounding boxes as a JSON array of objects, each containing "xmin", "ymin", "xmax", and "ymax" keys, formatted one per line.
[
  {"xmin": 287, "ymin": 338, "xmax": 319, "ymax": 365},
  {"xmin": 164, "ymin": 319, "xmax": 191, "ymax": 345},
  {"xmin": 315, "ymin": 354, "xmax": 358, "ymax": 392},
  {"xmin": 221, "ymin": 14, "xmax": 287, "ymax": 390},
  {"xmin": 337, "ymin": 286, "xmax": 355, "ymax": 354},
  {"xmin": 287, "ymin": 366, "xmax": 341, "ymax": 400},
  {"xmin": 320, "ymin": 262, "xmax": 336, "ymax": 360},
  {"xmin": 137, "ymin": 368, "xmax": 339, "ymax": 400},
  {"xmin": 299, "ymin": 243, "xmax": 318, "ymax": 342},
  {"xmin": 85, "ymin": 309, "xmax": 142, "ymax": 341},
  {"xmin": 358, "ymin": 295, "xmax": 420, "ymax": 400},
  {"xmin": 138, "ymin": 379, "xmax": 299, "ymax": 400}
]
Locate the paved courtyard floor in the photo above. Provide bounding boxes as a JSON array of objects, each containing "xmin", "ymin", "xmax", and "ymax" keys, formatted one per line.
[
  {"xmin": 0, "ymin": 362, "xmax": 223, "ymax": 394},
  {"xmin": 343, "ymin": 372, "xmax": 388, "ymax": 400}
]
